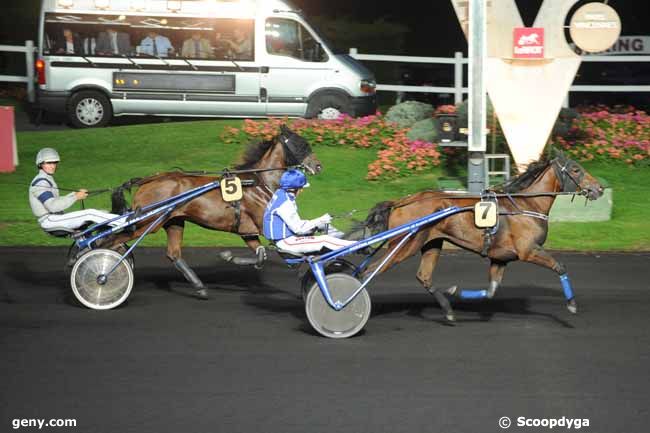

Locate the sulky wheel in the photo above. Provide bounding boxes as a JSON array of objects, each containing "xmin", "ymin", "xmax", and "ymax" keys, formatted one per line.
[
  {"xmin": 70, "ymin": 249, "xmax": 133, "ymax": 310},
  {"xmin": 305, "ymin": 273, "xmax": 371, "ymax": 339},
  {"xmin": 300, "ymin": 258, "xmax": 357, "ymax": 300}
]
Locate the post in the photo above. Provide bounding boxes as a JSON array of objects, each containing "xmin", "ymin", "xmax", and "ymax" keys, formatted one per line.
[
  {"xmin": 467, "ymin": 0, "xmax": 488, "ymax": 193},
  {"xmin": 25, "ymin": 40, "xmax": 35, "ymax": 103},
  {"xmin": 454, "ymin": 51, "xmax": 464, "ymax": 105}
]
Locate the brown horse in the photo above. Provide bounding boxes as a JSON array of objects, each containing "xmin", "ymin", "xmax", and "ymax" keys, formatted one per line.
[
  {"xmin": 357, "ymin": 151, "xmax": 603, "ymax": 323},
  {"xmin": 107, "ymin": 125, "xmax": 322, "ymax": 299}
]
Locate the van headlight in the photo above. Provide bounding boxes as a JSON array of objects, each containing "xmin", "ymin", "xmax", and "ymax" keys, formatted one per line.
[{"xmin": 360, "ymin": 79, "xmax": 376, "ymax": 95}]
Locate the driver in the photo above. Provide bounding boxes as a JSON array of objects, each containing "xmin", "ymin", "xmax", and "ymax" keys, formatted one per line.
[
  {"xmin": 263, "ymin": 169, "xmax": 355, "ymax": 254},
  {"xmin": 29, "ymin": 148, "xmax": 124, "ymax": 233}
]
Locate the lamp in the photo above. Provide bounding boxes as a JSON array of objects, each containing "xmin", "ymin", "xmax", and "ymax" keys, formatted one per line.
[{"xmin": 57, "ymin": 0, "xmax": 74, "ymax": 8}]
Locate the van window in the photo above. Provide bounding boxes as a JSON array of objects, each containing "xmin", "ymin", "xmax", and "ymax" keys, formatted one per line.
[
  {"xmin": 42, "ymin": 13, "xmax": 254, "ymax": 61},
  {"xmin": 265, "ymin": 18, "xmax": 328, "ymax": 62}
]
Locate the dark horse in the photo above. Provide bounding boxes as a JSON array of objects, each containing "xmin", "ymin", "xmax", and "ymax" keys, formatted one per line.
[
  {"xmin": 357, "ymin": 151, "xmax": 603, "ymax": 323},
  {"xmin": 107, "ymin": 125, "xmax": 322, "ymax": 299}
]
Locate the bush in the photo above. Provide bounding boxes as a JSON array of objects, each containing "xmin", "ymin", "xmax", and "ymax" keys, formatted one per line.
[
  {"xmin": 407, "ymin": 118, "xmax": 439, "ymax": 142},
  {"xmin": 385, "ymin": 101, "xmax": 434, "ymax": 128},
  {"xmin": 220, "ymin": 113, "xmax": 442, "ymax": 181},
  {"xmin": 552, "ymin": 106, "xmax": 650, "ymax": 166}
]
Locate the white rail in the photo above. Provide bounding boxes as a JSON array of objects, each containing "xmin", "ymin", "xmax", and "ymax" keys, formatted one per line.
[
  {"xmin": 348, "ymin": 48, "xmax": 650, "ymax": 108},
  {"xmin": 0, "ymin": 41, "xmax": 36, "ymax": 103}
]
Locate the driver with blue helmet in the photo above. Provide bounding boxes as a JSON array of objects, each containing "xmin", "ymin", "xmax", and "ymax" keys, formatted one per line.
[{"xmin": 263, "ymin": 169, "xmax": 355, "ymax": 254}]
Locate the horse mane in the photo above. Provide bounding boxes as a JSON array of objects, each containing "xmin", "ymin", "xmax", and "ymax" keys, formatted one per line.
[
  {"xmin": 235, "ymin": 137, "xmax": 277, "ymax": 170},
  {"xmin": 498, "ymin": 158, "xmax": 552, "ymax": 193}
]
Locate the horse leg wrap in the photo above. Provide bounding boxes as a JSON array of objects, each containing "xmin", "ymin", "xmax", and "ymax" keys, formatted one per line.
[
  {"xmin": 427, "ymin": 288, "xmax": 456, "ymax": 323},
  {"xmin": 486, "ymin": 281, "xmax": 498, "ymax": 299},
  {"xmin": 254, "ymin": 246, "xmax": 267, "ymax": 270},
  {"xmin": 560, "ymin": 274, "xmax": 577, "ymax": 314},
  {"xmin": 173, "ymin": 258, "xmax": 205, "ymax": 289},
  {"xmin": 459, "ymin": 289, "xmax": 489, "ymax": 300}
]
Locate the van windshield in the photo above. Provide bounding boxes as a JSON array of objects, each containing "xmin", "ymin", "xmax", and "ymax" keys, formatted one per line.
[{"xmin": 42, "ymin": 13, "xmax": 255, "ymax": 61}]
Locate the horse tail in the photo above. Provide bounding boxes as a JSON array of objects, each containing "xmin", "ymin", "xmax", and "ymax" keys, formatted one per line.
[
  {"xmin": 345, "ymin": 200, "xmax": 394, "ymax": 240},
  {"xmin": 110, "ymin": 177, "xmax": 142, "ymax": 215}
]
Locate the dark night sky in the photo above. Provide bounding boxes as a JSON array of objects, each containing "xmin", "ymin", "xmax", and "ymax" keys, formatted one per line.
[{"xmin": 1, "ymin": 0, "xmax": 648, "ymax": 55}]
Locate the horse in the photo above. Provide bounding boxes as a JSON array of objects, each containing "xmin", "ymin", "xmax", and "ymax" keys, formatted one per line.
[
  {"xmin": 107, "ymin": 125, "xmax": 322, "ymax": 299},
  {"xmin": 355, "ymin": 151, "xmax": 603, "ymax": 323}
]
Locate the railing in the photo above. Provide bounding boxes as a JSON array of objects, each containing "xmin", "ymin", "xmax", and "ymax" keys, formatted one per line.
[
  {"xmin": 0, "ymin": 40, "xmax": 36, "ymax": 103},
  {"xmin": 348, "ymin": 48, "xmax": 650, "ymax": 108}
]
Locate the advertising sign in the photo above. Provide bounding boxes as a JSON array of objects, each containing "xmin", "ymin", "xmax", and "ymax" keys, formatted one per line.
[{"xmin": 513, "ymin": 27, "xmax": 545, "ymax": 59}]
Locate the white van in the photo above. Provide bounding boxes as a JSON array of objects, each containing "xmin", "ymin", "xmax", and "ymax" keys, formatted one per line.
[{"xmin": 36, "ymin": 0, "xmax": 377, "ymax": 127}]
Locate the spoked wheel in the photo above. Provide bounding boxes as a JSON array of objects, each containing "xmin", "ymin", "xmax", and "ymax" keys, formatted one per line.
[
  {"xmin": 70, "ymin": 249, "xmax": 134, "ymax": 310},
  {"xmin": 112, "ymin": 243, "xmax": 135, "ymax": 269},
  {"xmin": 300, "ymin": 258, "xmax": 357, "ymax": 300},
  {"xmin": 305, "ymin": 273, "xmax": 371, "ymax": 339}
]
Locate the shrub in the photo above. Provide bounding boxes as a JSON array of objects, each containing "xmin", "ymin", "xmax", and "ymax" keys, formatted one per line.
[
  {"xmin": 221, "ymin": 113, "xmax": 441, "ymax": 181},
  {"xmin": 385, "ymin": 101, "xmax": 434, "ymax": 128},
  {"xmin": 407, "ymin": 118, "xmax": 439, "ymax": 142},
  {"xmin": 552, "ymin": 106, "xmax": 650, "ymax": 166}
]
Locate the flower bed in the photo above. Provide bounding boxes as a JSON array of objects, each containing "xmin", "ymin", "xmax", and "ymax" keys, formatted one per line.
[
  {"xmin": 552, "ymin": 105, "xmax": 650, "ymax": 166},
  {"xmin": 221, "ymin": 113, "xmax": 441, "ymax": 180}
]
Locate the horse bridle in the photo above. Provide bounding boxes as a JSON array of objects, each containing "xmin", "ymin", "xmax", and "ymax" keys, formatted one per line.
[
  {"xmin": 551, "ymin": 157, "xmax": 585, "ymax": 194},
  {"xmin": 279, "ymin": 130, "xmax": 312, "ymax": 166}
]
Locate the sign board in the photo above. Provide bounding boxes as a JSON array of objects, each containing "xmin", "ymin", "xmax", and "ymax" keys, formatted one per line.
[
  {"xmin": 569, "ymin": 2, "xmax": 621, "ymax": 53},
  {"xmin": 579, "ymin": 36, "xmax": 650, "ymax": 55},
  {"xmin": 0, "ymin": 106, "xmax": 18, "ymax": 173},
  {"xmin": 513, "ymin": 27, "xmax": 545, "ymax": 59},
  {"xmin": 220, "ymin": 176, "xmax": 243, "ymax": 202}
]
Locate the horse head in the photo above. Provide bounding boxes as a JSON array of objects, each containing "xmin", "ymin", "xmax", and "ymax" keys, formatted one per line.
[
  {"xmin": 551, "ymin": 150, "xmax": 603, "ymax": 200},
  {"xmin": 279, "ymin": 124, "xmax": 322, "ymax": 175}
]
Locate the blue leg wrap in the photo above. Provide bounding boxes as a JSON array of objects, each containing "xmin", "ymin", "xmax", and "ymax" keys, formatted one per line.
[
  {"xmin": 559, "ymin": 274, "xmax": 574, "ymax": 300},
  {"xmin": 459, "ymin": 289, "xmax": 489, "ymax": 300}
]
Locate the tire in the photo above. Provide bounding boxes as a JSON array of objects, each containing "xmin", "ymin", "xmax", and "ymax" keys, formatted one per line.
[
  {"xmin": 300, "ymin": 258, "xmax": 357, "ymax": 300},
  {"xmin": 67, "ymin": 90, "xmax": 112, "ymax": 128},
  {"xmin": 70, "ymin": 249, "xmax": 133, "ymax": 310},
  {"xmin": 306, "ymin": 92, "xmax": 351, "ymax": 120},
  {"xmin": 305, "ymin": 273, "xmax": 371, "ymax": 339}
]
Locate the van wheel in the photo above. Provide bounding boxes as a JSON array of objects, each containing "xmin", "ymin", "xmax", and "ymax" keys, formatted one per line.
[
  {"xmin": 67, "ymin": 91, "xmax": 112, "ymax": 128},
  {"xmin": 306, "ymin": 93, "xmax": 351, "ymax": 120}
]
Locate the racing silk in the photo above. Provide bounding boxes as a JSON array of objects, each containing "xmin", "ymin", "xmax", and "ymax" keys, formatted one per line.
[
  {"xmin": 29, "ymin": 170, "xmax": 77, "ymax": 219},
  {"xmin": 263, "ymin": 189, "xmax": 321, "ymax": 241}
]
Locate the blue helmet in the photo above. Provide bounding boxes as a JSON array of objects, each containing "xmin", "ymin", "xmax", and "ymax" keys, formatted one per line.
[{"xmin": 279, "ymin": 169, "xmax": 310, "ymax": 190}]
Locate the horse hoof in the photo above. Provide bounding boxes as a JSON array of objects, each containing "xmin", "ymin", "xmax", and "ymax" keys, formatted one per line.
[
  {"xmin": 567, "ymin": 299, "xmax": 578, "ymax": 314},
  {"xmin": 218, "ymin": 251, "xmax": 233, "ymax": 262},
  {"xmin": 444, "ymin": 312, "xmax": 457, "ymax": 325},
  {"xmin": 194, "ymin": 289, "xmax": 209, "ymax": 300}
]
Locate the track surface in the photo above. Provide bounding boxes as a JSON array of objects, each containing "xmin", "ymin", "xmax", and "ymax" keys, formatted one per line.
[{"xmin": 1, "ymin": 247, "xmax": 649, "ymax": 433}]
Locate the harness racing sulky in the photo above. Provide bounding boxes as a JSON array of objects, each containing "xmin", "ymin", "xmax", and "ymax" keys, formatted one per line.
[{"xmin": 56, "ymin": 134, "xmax": 601, "ymax": 339}]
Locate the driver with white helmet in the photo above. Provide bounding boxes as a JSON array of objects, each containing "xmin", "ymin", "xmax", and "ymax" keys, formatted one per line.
[
  {"xmin": 263, "ymin": 169, "xmax": 356, "ymax": 254},
  {"xmin": 29, "ymin": 148, "xmax": 124, "ymax": 233}
]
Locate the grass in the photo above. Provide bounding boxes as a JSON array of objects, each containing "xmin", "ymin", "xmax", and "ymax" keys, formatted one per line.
[{"xmin": 0, "ymin": 119, "xmax": 648, "ymax": 251}]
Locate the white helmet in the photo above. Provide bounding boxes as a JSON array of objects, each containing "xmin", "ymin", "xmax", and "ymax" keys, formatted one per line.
[{"xmin": 36, "ymin": 148, "xmax": 60, "ymax": 167}]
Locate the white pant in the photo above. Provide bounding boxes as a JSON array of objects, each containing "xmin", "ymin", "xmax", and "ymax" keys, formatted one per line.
[
  {"xmin": 277, "ymin": 235, "xmax": 356, "ymax": 255},
  {"xmin": 39, "ymin": 209, "xmax": 124, "ymax": 233}
]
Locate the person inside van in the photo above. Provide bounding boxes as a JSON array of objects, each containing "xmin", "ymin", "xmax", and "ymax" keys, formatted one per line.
[
  {"xmin": 215, "ymin": 27, "xmax": 253, "ymax": 60},
  {"xmin": 139, "ymin": 31, "xmax": 174, "ymax": 57},
  {"xmin": 52, "ymin": 27, "xmax": 83, "ymax": 55},
  {"xmin": 96, "ymin": 27, "xmax": 131, "ymax": 56},
  {"xmin": 181, "ymin": 32, "xmax": 211, "ymax": 59}
]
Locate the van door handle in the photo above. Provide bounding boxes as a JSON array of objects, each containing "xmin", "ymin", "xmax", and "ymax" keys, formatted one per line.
[{"xmin": 260, "ymin": 66, "xmax": 269, "ymax": 74}]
